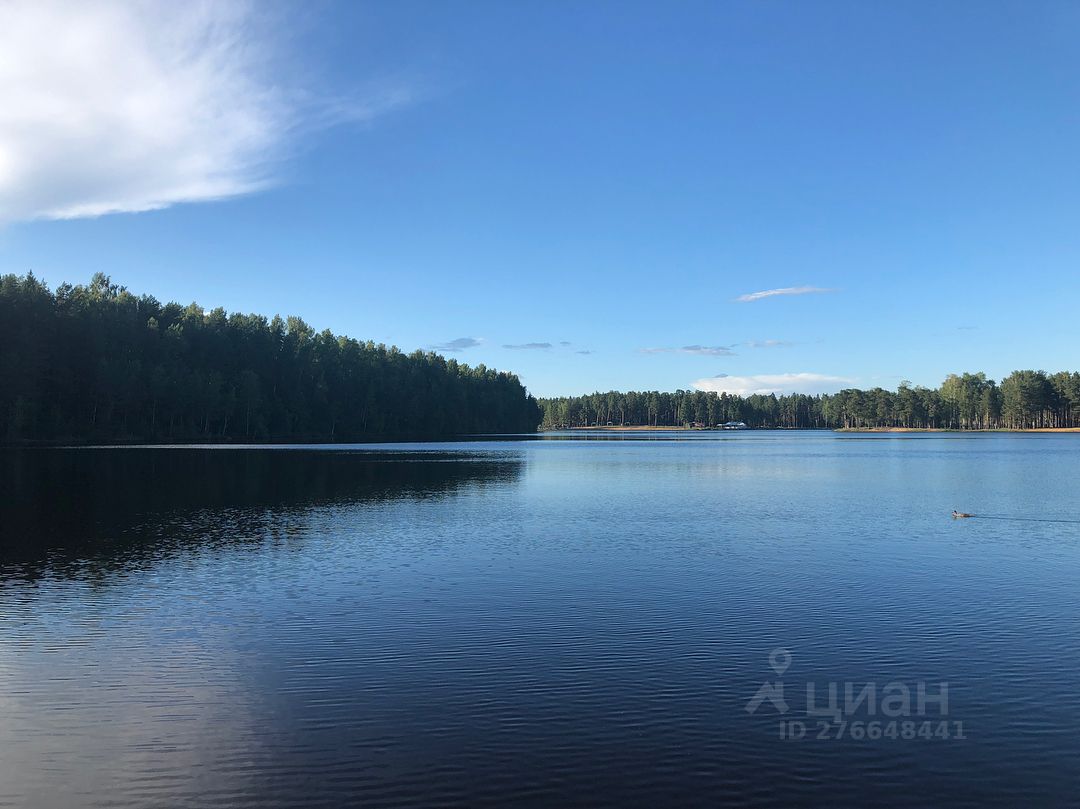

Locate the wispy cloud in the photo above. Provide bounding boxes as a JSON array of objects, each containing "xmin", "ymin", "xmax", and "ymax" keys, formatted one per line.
[
  {"xmin": 503, "ymin": 342, "xmax": 552, "ymax": 350},
  {"xmin": 746, "ymin": 339, "xmax": 794, "ymax": 349},
  {"xmin": 693, "ymin": 372, "xmax": 852, "ymax": 396},
  {"xmin": 559, "ymin": 341, "xmax": 572, "ymax": 346},
  {"xmin": 432, "ymin": 337, "xmax": 483, "ymax": 352},
  {"xmin": 575, "ymin": 349, "xmax": 594, "ymax": 355},
  {"xmin": 0, "ymin": 1, "xmax": 411, "ymax": 222},
  {"xmin": 735, "ymin": 286, "xmax": 835, "ymax": 303},
  {"xmin": 683, "ymin": 344, "xmax": 738, "ymax": 357},
  {"xmin": 640, "ymin": 344, "xmax": 737, "ymax": 357}
]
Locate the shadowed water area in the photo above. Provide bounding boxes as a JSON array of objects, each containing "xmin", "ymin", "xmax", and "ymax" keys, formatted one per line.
[{"xmin": 2, "ymin": 433, "xmax": 1079, "ymax": 807}]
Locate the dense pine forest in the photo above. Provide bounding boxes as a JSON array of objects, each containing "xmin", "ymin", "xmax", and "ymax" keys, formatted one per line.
[
  {"xmin": 540, "ymin": 372, "xmax": 1080, "ymax": 431},
  {"xmin": 0, "ymin": 273, "xmax": 541, "ymax": 443}
]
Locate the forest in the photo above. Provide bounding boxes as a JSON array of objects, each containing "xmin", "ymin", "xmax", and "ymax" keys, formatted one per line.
[
  {"xmin": 6, "ymin": 271, "xmax": 1078, "ymax": 443},
  {"xmin": 539, "ymin": 371, "xmax": 1080, "ymax": 431},
  {"xmin": 0, "ymin": 273, "xmax": 541, "ymax": 443}
]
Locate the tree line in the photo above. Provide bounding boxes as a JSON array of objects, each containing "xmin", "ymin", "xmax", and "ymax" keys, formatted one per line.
[
  {"xmin": 539, "ymin": 371, "xmax": 1080, "ymax": 431},
  {"xmin": 0, "ymin": 273, "xmax": 541, "ymax": 443}
]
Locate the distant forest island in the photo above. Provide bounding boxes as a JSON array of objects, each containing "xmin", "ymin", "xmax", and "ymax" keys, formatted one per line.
[
  {"xmin": 3, "ymin": 273, "xmax": 1078, "ymax": 444},
  {"xmin": 539, "ymin": 374, "xmax": 1080, "ymax": 431}
]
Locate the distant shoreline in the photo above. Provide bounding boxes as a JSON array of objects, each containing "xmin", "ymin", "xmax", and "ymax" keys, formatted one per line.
[
  {"xmin": 835, "ymin": 427, "xmax": 1080, "ymax": 433},
  {"xmin": 546, "ymin": 425, "xmax": 780, "ymax": 432},
  {"xmin": 551, "ymin": 425, "xmax": 710, "ymax": 432},
  {"xmin": 544, "ymin": 425, "xmax": 1080, "ymax": 433}
]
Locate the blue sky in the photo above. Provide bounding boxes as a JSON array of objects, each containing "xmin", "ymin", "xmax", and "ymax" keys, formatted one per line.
[{"xmin": 2, "ymin": 1, "xmax": 1079, "ymax": 397}]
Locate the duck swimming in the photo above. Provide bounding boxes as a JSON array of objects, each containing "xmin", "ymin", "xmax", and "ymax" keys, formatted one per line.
[{"xmin": 952, "ymin": 510, "xmax": 974, "ymax": 518}]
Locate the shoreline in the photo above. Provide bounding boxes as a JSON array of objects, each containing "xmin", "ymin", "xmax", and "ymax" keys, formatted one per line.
[
  {"xmin": 834, "ymin": 427, "xmax": 1080, "ymax": 433},
  {"xmin": 550, "ymin": 425, "xmax": 711, "ymax": 432},
  {"xmin": 544, "ymin": 425, "xmax": 1080, "ymax": 433}
]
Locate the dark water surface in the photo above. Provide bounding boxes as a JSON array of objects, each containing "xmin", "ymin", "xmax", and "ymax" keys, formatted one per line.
[{"xmin": 2, "ymin": 433, "xmax": 1079, "ymax": 807}]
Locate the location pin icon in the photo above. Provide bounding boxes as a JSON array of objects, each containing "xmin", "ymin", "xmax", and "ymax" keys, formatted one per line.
[{"xmin": 768, "ymin": 648, "xmax": 792, "ymax": 675}]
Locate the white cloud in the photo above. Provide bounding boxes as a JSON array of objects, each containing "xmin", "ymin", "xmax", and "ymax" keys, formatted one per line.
[
  {"xmin": 0, "ymin": 0, "xmax": 409, "ymax": 222},
  {"xmin": 693, "ymin": 372, "xmax": 853, "ymax": 396},
  {"xmin": 735, "ymin": 286, "xmax": 834, "ymax": 302}
]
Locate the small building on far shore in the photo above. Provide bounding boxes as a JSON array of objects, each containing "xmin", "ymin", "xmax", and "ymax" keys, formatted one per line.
[{"xmin": 720, "ymin": 421, "xmax": 748, "ymax": 430}]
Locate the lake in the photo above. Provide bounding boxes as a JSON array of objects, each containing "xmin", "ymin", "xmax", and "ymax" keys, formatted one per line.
[{"xmin": 2, "ymin": 432, "xmax": 1079, "ymax": 807}]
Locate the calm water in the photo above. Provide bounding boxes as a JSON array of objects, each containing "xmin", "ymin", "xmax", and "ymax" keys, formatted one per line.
[{"xmin": 2, "ymin": 433, "xmax": 1079, "ymax": 807}]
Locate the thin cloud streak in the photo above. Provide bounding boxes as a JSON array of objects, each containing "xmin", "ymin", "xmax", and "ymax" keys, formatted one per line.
[
  {"xmin": 735, "ymin": 286, "xmax": 835, "ymax": 303},
  {"xmin": 640, "ymin": 345, "xmax": 737, "ymax": 357},
  {"xmin": 503, "ymin": 342, "xmax": 552, "ymax": 350},
  {"xmin": 431, "ymin": 337, "xmax": 483, "ymax": 352}
]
